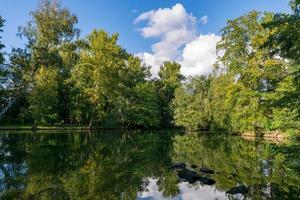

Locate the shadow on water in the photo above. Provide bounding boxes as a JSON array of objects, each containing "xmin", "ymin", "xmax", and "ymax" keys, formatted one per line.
[{"xmin": 0, "ymin": 130, "xmax": 299, "ymax": 199}]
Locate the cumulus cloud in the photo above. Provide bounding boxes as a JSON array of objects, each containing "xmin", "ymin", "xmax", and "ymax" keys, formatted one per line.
[
  {"xmin": 134, "ymin": 3, "xmax": 196, "ymax": 59},
  {"xmin": 134, "ymin": 4, "xmax": 220, "ymax": 77},
  {"xmin": 136, "ymin": 52, "xmax": 167, "ymax": 77},
  {"xmin": 200, "ymin": 15, "xmax": 208, "ymax": 24},
  {"xmin": 181, "ymin": 34, "xmax": 221, "ymax": 76}
]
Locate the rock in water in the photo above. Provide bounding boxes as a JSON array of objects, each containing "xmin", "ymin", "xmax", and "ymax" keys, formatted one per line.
[
  {"xmin": 177, "ymin": 169, "xmax": 216, "ymax": 185},
  {"xmin": 226, "ymin": 185, "xmax": 248, "ymax": 194},
  {"xmin": 177, "ymin": 169, "xmax": 201, "ymax": 183},
  {"xmin": 170, "ymin": 162, "xmax": 186, "ymax": 170},
  {"xmin": 191, "ymin": 164, "xmax": 198, "ymax": 169},
  {"xmin": 200, "ymin": 167, "xmax": 214, "ymax": 174},
  {"xmin": 199, "ymin": 177, "xmax": 216, "ymax": 185},
  {"xmin": 177, "ymin": 169, "xmax": 198, "ymax": 179}
]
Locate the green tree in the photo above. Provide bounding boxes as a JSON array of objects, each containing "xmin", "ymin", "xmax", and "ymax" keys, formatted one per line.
[
  {"xmin": 263, "ymin": 0, "xmax": 300, "ymax": 128},
  {"xmin": 29, "ymin": 67, "xmax": 59, "ymax": 124},
  {"xmin": 0, "ymin": 48, "xmax": 32, "ymax": 123},
  {"xmin": 0, "ymin": 16, "xmax": 7, "ymax": 119},
  {"xmin": 0, "ymin": 16, "xmax": 4, "ymax": 64},
  {"xmin": 72, "ymin": 30, "xmax": 158, "ymax": 128},
  {"xmin": 72, "ymin": 30, "xmax": 129, "ymax": 127},
  {"xmin": 18, "ymin": 0, "xmax": 80, "ymax": 124},
  {"xmin": 172, "ymin": 76, "xmax": 211, "ymax": 131},
  {"xmin": 216, "ymin": 11, "xmax": 298, "ymax": 133},
  {"xmin": 209, "ymin": 73, "xmax": 233, "ymax": 131},
  {"xmin": 157, "ymin": 61, "xmax": 184, "ymax": 127}
]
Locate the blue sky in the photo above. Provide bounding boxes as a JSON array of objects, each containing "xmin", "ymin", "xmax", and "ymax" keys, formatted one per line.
[{"xmin": 0, "ymin": 0, "xmax": 291, "ymax": 76}]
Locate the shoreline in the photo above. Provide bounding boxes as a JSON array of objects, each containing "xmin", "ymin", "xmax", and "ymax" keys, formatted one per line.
[{"xmin": 0, "ymin": 126, "xmax": 298, "ymax": 140}]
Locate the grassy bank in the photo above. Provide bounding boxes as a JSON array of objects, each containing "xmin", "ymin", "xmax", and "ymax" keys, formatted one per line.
[
  {"xmin": 241, "ymin": 130, "xmax": 300, "ymax": 139},
  {"xmin": 0, "ymin": 125, "xmax": 91, "ymax": 131}
]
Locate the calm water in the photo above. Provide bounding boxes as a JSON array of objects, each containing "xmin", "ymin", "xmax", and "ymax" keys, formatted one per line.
[{"xmin": 0, "ymin": 130, "xmax": 299, "ymax": 200}]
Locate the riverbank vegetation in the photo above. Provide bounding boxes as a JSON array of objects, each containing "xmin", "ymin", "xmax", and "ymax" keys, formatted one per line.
[{"xmin": 0, "ymin": 0, "xmax": 299, "ymax": 136}]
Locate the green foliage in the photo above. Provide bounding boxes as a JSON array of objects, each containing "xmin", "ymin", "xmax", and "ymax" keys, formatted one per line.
[
  {"xmin": 157, "ymin": 61, "xmax": 184, "ymax": 127},
  {"xmin": 5, "ymin": 0, "xmax": 80, "ymax": 125},
  {"xmin": 269, "ymin": 108, "xmax": 298, "ymax": 131},
  {"xmin": 208, "ymin": 74, "xmax": 233, "ymax": 131},
  {"xmin": 215, "ymin": 11, "xmax": 299, "ymax": 133},
  {"xmin": 0, "ymin": 16, "xmax": 4, "ymax": 64},
  {"xmin": 172, "ymin": 76, "xmax": 211, "ymax": 131},
  {"xmin": 171, "ymin": 9, "xmax": 299, "ymax": 133},
  {"xmin": 0, "ymin": 16, "xmax": 7, "ymax": 114},
  {"xmin": 72, "ymin": 30, "xmax": 159, "ymax": 128},
  {"xmin": 29, "ymin": 67, "xmax": 59, "ymax": 124},
  {"xmin": 127, "ymin": 82, "xmax": 160, "ymax": 128},
  {"xmin": 1, "ymin": 0, "xmax": 300, "ymax": 132},
  {"xmin": 263, "ymin": 0, "xmax": 300, "ymax": 125}
]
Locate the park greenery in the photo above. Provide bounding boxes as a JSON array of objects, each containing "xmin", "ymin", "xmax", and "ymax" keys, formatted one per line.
[{"xmin": 0, "ymin": 0, "xmax": 299, "ymax": 135}]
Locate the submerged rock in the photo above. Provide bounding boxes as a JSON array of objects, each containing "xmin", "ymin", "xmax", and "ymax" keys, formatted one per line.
[
  {"xmin": 226, "ymin": 185, "xmax": 248, "ymax": 194},
  {"xmin": 199, "ymin": 177, "xmax": 216, "ymax": 185},
  {"xmin": 170, "ymin": 162, "xmax": 186, "ymax": 170},
  {"xmin": 177, "ymin": 169, "xmax": 216, "ymax": 185},
  {"xmin": 177, "ymin": 168, "xmax": 199, "ymax": 182},
  {"xmin": 199, "ymin": 167, "xmax": 214, "ymax": 174},
  {"xmin": 191, "ymin": 164, "xmax": 198, "ymax": 169}
]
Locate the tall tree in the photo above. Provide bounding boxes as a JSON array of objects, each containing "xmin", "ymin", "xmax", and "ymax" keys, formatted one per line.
[
  {"xmin": 172, "ymin": 76, "xmax": 211, "ymax": 131},
  {"xmin": 263, "ymin": 0, "xmax": 300, "ymax": 126},
  {"xmin": 72, "ymin": 30, "xmax": 159, "ymax": 128},
  {"xmin": 158, "ymin": 61, "xmax": 184, "ymax": 127},
  {"xmin": 216, "ymin": 11, "xmax": 298, "ymax": 133},
  {"xmin": 0, "ymin": 16, "xmax": 4, "ymax": 65},
  {"xmin": 0, "ymin": 16, "xmax": 8, "ymax": 120},
  {"xmin": 72, "ymin": 30, "xmax": 128, "ymax": 126},
  {"xmin": 18, "ymin": 0, "xmax": 80, "ymax": 124}
]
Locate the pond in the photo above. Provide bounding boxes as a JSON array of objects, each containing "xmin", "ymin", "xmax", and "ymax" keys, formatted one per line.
[{"xmin": 0, "ymin": 130, "xmax": 299, "ymax": 200}]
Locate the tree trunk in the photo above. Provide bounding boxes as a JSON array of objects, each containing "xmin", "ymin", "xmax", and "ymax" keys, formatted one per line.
[
  {"xmin": 0, "ymin": 98, "xmax": 16, "ymax": 119},
  {"xmin": 89, "ymin": 113, "xmax": 94, "ymax": 130},
  {"xmin": 32, "ymin": 120, "xmax": 37, "ymax": 131}
]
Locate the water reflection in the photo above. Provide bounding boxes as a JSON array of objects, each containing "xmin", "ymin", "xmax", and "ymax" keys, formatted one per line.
[{"xmin": 0, "ymin": 131, "xmax": 299, "ymax": 199}]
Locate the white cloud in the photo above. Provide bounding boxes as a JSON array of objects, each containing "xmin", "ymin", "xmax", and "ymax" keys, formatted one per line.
[
  {"xmin": 200, "ymin": 15, "xmax": 208, "ymax": 24},
  {"xmin": 136, "ymin": 52, "xmax": 167, "ymax": 77},
  {"xmin": 181, "ymin": 34, "xmax": 221, "ymax": 76},
  {"xmin": 134, "ymin": 4, "xmax": 219, "ymax": 77},
  {"xmin": 134, "ymin": 3, "xmax": 196, "ymax": 59}
]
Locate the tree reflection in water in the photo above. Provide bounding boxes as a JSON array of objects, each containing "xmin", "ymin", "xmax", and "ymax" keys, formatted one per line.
[{"xmin": 0, "ymin": 131, "xmax": 299, "ymax": 199}]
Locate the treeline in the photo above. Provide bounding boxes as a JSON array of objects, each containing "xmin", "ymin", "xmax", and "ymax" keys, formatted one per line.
[
  {"xmin": 173, "ymin": 3, "xmax": 300, "ymax": 134},
  {"xmin": 0, "ymin": 0, "xmax": 299, "ymax": 133},
  {"xmin": 0, "ymin": 1, "xmax": 182, "ymax": 128}
]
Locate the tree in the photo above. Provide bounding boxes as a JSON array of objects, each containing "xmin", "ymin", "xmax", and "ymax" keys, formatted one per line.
[
  {"xmin": 157, "ymin": 61, "xmax": 184, "ymax": 127},
  {"xmin": 209, "ymin": 73, "xmax": 233, "ymax": 131},
  {"xmin": 172, "ymin": 76, "xmax": 211, "ymax": 131},
  {"xmin": 72, "ymin": 30, "xmax": 158, "ymax": 128},
  {"xmin": 216, "ymin": 11, "xmax": 298, "ymax": 133},
  {"xmin": 17, "ymin": 0, "xmax": 80, "ymax": 124},
  {"xmin": 263, "ymin": 0, "xmax": 300, "ymax": 127},
  {"xmin": 126, "ymin": 82, "xmax": 160, "ymax": 128},
  {"xmin": 0, "ymin": 16, "xmax": 7, "ymax": 119},
  {"xmin": 0, "ymin": 16, "xmax": 4, "ymax": 65},
  {"xmin": 0, "ymin": 48, "xmax": 32, "ymax": 123},
  {"xmin": 72, "ymin": 30, "xmax": 128, "ymax": 126},
  {"xmin": 29, "ymin": 67, "xmax": 58, "ymax": 124}
]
